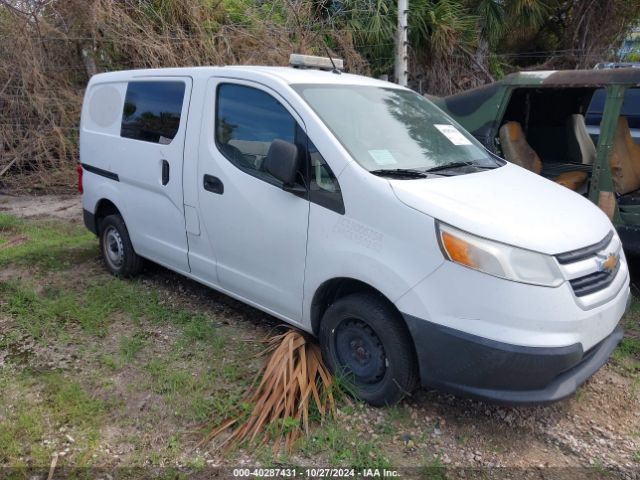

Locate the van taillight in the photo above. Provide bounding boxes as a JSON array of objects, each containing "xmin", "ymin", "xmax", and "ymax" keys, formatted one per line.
[{"xmin": 77, "ymin": 164, "xmax": 83, "ymax": 194}]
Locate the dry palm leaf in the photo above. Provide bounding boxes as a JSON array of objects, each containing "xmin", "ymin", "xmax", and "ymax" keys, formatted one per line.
[{"xmin": 201, "ymin": 328, "xmax": 337, "ymax": 454}]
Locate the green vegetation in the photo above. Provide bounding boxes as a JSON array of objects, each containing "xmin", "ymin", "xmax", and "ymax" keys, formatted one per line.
[
  {"xmin": 298, "ymin": 421, "xmax": 391, "ymax": 470},
  {"xmin": 2, "ymin": 0, "xmax": 640, "ymax": 191},
  {"xmin": 420, "ymin": 456, "xmax": 449, "ymax": 480},
  {"xmin": 2, "ymin": 211, "xmax": 640, "ymax": 469},
  {"xmin": 324, "ymin": 0, "xmax": 640, "ymax": 93},
  {"xmin": 0, "ymin": 213, "xmax": 95, "ymax": 270},
  {"xmin": 119, "ymin": 334, "xmax": 147, "ymax": 361},
  {"xmin": 0, "ymin": 370, "xmax": 104, "ymax": 467},
  {"xmin": 613, "ymin": 294, "xmax": 640, "ymax": 378},
  {"xmin": 618, "ymin": 337, "xmax": 640, "ymax": 358},
  {"xmin": 0, "ymin": 213, "xmax": 256, "ymax": 467}
]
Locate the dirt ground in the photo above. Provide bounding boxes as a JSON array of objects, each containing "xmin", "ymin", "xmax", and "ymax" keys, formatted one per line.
[
  {"xmin": 0, "ymin": 193, "xmax": 82, "ymax": 222},
  {"xmin": 1, "ymin": 194, "xmax": 640, "ymax": 479}
]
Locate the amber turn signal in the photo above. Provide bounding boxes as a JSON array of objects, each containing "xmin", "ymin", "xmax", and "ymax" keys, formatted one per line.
[{"xmin": 440, "ymin": 231, "xmax": 477, "ymax": 268}]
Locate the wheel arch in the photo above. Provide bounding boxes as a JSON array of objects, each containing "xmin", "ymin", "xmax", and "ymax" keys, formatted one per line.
[
  {"xmin": 312, "ymin": 277, "xmax": 421, "ymax": 404},
  {"xmin": 310, "ymin": 277, "xmax": 408, "ymax": 337},
  {"xmin": 93, "ymin": 198, "xmax": 122, "ymax": 234}
]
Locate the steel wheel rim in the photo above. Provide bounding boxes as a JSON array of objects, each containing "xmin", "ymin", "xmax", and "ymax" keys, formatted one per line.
[
  {"xmin": 103, "ymin": 226, "xmax": 124, "ymax": 269},
  {"xmin": 334, "ymin": 318, "xmax": 386, "ymax": 385}
]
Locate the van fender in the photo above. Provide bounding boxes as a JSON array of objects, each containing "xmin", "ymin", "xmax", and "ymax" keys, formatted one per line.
[
  {"xmin": 302, "ymin": 251, "xmax": 422, "ymax": 333},
  {"xmin": 83, "ymin": 177, "xmax": 129, "ymax": 234}
]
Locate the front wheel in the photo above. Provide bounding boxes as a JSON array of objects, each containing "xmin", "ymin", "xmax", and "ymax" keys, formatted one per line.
[
  {"xmin": 99, "ymin": 214, "xmax": 144, "ymax": 277},
  {"xmin": 319, "ymin": 292, "xmax": 418, "ymax": 406}
]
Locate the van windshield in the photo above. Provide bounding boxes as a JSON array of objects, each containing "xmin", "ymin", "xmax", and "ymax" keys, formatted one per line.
[{"xmin": 293, "ymin": 84, "xmax": 500, "ymax": 174}]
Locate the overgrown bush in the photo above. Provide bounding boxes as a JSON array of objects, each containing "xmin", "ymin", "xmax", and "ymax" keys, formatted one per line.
[
  {"xmin": 1, "ymin": 0, "xmax": 639, "ymax": 192},
  {"xmin": 0, "ymin": 0, "xmax": 367, "ymax": 192}
]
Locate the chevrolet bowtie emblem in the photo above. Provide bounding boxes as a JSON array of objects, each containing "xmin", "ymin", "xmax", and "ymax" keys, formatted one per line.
[{"xmin": 600, "ymin": 253, "xmax": 619, "ymax": 273}]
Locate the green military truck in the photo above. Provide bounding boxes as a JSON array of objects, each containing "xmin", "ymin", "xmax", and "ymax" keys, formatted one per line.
[{"xmin": 435, "ymin": 69, "xmax": 640, "ymax": 254}]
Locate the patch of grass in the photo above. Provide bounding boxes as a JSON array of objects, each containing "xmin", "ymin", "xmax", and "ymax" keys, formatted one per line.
[
  {"xmin": 0, "ymin": 213, "xmax": 96, "ymax": 270},
  {"xmin": 178, "ymin": 314, "xmax": 225, "ymax": 351},
  {"xmin": 612, "ymin": 334, "xmax": 640, "ymax": 377},
  {"xmin": 618, "ymin": 337, "xmax": 640, "ymax": 357},
  {"xmin": 0, "ymin": 213, "xmax": 21, "ymax": 229},
  {"xmin": 574, "ymin": 388, "xmax": 589, "ymax": 402},
  {"xmin": 592, "ymin": 460, "xmax": 614, "ymax": 477},
  {"xmin": 489, "ymin": 442, "xmax": 505, "ymax": 454},
  {"xmin": 385, "ymin": 404, "xmax": 411, "ymax": 424},
  {"xmin": 606, "ymin": 294, "xmax": 640, "ymax": 376},
  {"xmin": 41, "ymin": 372, "xmax": 105, "ymax": 428},
  {"xmin": 119, "ymin": 334, "xmax": 147, "ymax": 362},
  {"xmin": 298, "ymin": 421, "xmax": 391, "ymax": 470},
  {"xmin": 145, "ymin": 435, "xmax": 185, "ymax": 467},
  {"xmin": 0, "ymin": 370, "xmax": 105, "ymax": 467},
  {"xmin": 185, "ymin": 455, "xmax": 206, "ymax": 470},
  {"xmin": 145, "ymin": 358, "xmax": 233, "ymax": 421},
  {"xmin": 1, "ymin": 273, "xmax": 223, "ymax": 345},
  {"xmin": 2, "ymin": 281, "xmax": 109, "ymax": 338},
  {"xmin": 375, "ymin": 421, "xmax": 395, "ymax": 436},
  {"xmin": 99, "ymin": 353, "xmax": 120, "ymax": 370},
  {"xmin": 0, "ymin": 402, "xmax": 47, "ymax": 465},
  {"xmin": 420, "ymin": 456, "xmax": 449, "ymax": 480}
]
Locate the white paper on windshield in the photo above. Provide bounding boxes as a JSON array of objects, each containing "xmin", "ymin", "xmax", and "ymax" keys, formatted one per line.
[
  {"xmin": 434, "ymin": 124, "xmax": 472, "ymax": 146},
  {"xmin": 368, "ymin": 149, "xmax": 397, "ymax": 166}
]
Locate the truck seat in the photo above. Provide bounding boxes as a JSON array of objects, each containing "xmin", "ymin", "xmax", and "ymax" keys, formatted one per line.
[
  {"xmin": 609, "ymin": 117, "xmax": 640, "ymax": 196},
  {"xmin": 499, "ymin": 122, "xmax": 588, "ymax": 191},
  {"xmin": 566, "ymin": 114, "xmax": 596, "ymax": 165}
]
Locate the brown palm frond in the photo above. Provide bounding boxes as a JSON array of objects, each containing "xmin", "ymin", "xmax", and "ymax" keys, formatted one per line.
[{"xmin": 201, "ymin": 328, "xmax": 336, "ymax": 454}]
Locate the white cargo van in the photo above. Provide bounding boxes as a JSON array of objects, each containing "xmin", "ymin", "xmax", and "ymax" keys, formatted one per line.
[{"xmin": 79, "ymin": 59, "xmax": 630, "ymax": 406}]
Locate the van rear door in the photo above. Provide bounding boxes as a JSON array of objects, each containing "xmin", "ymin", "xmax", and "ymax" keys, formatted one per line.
[{"xmin": 116, "ymin": 77, "xmax": 192, "ymax": 272}]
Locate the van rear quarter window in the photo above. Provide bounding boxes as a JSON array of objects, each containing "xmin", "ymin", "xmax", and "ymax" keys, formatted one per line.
[{"xmin": 120, "ymin": 81, "xmax": 186, "ymax": 144}]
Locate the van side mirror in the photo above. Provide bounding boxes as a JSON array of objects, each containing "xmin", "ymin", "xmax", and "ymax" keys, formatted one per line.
[{"xmin": 264, "ymin": 139, "xmax": 300, "ymax": 187}]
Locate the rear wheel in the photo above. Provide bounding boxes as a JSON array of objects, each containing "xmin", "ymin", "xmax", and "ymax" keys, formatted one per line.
[
  {"xmin": 99, "ymin": 214, "xmax": 143, "ymax": 277},
  {"xmin": 319, "ymin": 292, "xmax": 418, "ymax": 406}
]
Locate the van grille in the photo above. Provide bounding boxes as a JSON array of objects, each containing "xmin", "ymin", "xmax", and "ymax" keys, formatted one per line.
[
  {"xmin": 555, "ymin": 231, "xmax": 623, "ymax": 304},
  {"xmin": 569, "ymin": 262, "xmax": 620, "ymax": 297}
]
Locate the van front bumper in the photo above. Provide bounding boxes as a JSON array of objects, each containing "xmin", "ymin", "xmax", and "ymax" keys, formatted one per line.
[{"xmin": 403, "ymin": 314, "xmax": 623, "ymax": 405}]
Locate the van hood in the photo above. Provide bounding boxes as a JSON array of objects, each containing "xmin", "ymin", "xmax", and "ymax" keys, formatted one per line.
[{"xmin": 389, "ymin": 163, "xmax": 612, "ymax": 255}]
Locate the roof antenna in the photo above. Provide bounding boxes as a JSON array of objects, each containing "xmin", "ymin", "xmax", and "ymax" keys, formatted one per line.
[{"xmin": 323, "ymin": 44, "xmax": 341, "ymax": 75}]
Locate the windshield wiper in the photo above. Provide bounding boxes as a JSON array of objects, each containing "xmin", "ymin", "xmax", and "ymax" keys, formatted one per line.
[
  {"xmin": 426, "ymin": 161, "xmax": 499, "ymax": 174},
  {"xmin": 370, "ymin": 168, "xmax": 428, "ymax": 179},
  {"xmin": 425, "ymin": 161, "xmax": 474, "ymax": 173}
]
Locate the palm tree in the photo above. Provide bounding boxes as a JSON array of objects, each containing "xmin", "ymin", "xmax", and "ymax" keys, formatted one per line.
[
  {"xmin": 326, "ymin": 0, "xmax": 551, "ymax": 91},
  {"xmin": 331, "ymin": 0, "xmax": 477, "ymax": 79}
]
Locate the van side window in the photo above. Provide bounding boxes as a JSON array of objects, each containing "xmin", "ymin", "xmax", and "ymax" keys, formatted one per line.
[
  {"xmin": 215, "ymin": 84, "xmax": 300, "ymax": 186},
  {"xmin": 308, "ymin": 141, "xmax": 345, "ymax": 214},
  {"xmin": 121, "ymin": 81, "xmax": 185, "ymax": 144}
]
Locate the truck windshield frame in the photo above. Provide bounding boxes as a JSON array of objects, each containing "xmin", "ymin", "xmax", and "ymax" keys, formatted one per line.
[{"xmin": 292, "ymin": 84, "xmax": 502, "ymax": 173}]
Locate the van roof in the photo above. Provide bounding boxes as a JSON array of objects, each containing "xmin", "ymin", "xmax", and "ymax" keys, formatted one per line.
[{"xmin": 89, "ymin": 65, "xmax": 398, "ymax": 89}]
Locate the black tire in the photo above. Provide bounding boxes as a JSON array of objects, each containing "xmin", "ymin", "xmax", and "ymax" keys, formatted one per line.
[
  {"xmin": 319, "ymin": 292, "xmax": 419, "ymax": 406},
  {"xmin": 98, "ymin": 214, "xmax": 143, "ymax": 277}
]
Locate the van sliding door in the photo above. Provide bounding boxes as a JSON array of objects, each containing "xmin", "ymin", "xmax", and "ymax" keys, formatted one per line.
[{"xmin": 115, "ymin": 77, "xmax": 192, "ymax": 272}]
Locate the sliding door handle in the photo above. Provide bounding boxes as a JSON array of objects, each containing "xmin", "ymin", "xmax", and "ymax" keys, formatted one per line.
[
  {"xmin": 203, "ymin": 174, "xmax": 224, "ymax": 194},
  {"xmin": 161, "ymin": 160, "xmax": 170, "ymax": 186}
]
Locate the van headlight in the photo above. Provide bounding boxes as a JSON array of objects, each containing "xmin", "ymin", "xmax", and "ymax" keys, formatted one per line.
[{"xmin": 436, "ymin": 222, "xmax": 564, "ymax": 287}]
